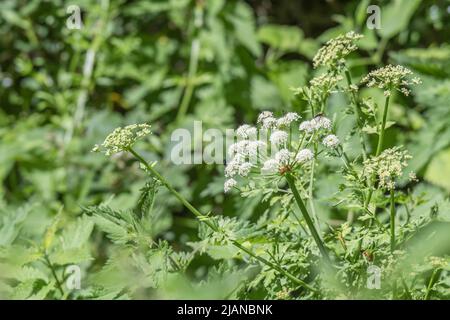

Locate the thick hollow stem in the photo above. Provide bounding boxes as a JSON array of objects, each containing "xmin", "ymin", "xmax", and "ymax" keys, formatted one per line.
[
  {"xmin": 364, "ymin": 95, "xmax": 391, "ymax": 211},
  {"xmin": 308, "ymin": 144, "xmax": 321, "ymax": 231},
  {"xmin": 344, "ymin": 69, "xmax": 367, "ymax": 160},
  {"xmin": 424, "ymin": 269, "xmax": 440, "ymax": 300},
  {"xmin": 285, "ymin": 174, "xmax": 331, "ymax": 264},
  {"xmin": 376, "ymin": 95, "xmax": 391, "ymax": 156},
  {"xmin": 127, "ymin": 148, "xmax": 317, "ymax": 293},
  {"xmin": 390, "ymin": 189, "xmax": 396, "ymax": 252}
]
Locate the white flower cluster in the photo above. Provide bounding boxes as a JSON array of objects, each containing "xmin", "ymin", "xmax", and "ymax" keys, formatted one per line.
[
  {"xmin": 257, "ymin": 111, "xmax": 277, "ymax": 129},
  {"xmin": 293, "ymin": 73, "xmax": 343, "ymax": 108},
  {"xmin": 224, "ymin": 111, "xmax": 305, "ymax": 192},
  {"xmin": 236, "ymin": 124, "xmax": 257, "ymax": 139},
  {"xmin": 322, "ymin": 134, "xmax": 340, "ymax": 148},
  {"xmin": 299, "ymin": 116, "xmax": 332, "ymax": 133},
  {"xmin": 93, "ymin": 123, "xmax": 151, "ymax": 156},
  {"xmin": 270, "ymin": 130, "xmax": 288, "ymax": 146},
  {"xmin": 361, "ymin": 64, "xmax": 421, "ymax": 97},
  {"xmin": 309, "ymin": 73, "xmax": 343, "ymax": 91},
  {"xmin": 363, "ymin": 146, "xmax": 412, "ymax": 190},
  {"xmin": 224, "ymin": 178, "xmax": 237, "ymax": 193},
  {"xmin": 295, "ymin": 148, "xmax": 314, "ymax": 163},
  {"xmin": 313, "ymin": 31, "xmax": 363, "ymax": 69},
  {"xmin": 277, "ymin": 112, "xmax": 300, "ymax": 127}
]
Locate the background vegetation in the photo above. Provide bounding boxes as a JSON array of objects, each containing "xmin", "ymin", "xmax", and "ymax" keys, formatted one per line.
[{"xmin": 0, "ymin": 0, "xmax": 449, "ymax": 299}]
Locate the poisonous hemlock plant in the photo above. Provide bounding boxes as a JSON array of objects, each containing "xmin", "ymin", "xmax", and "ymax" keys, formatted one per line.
[
  {"xmin": 1, "ymin": 30, "xmax": 449, "ymax": 300},
  {"xmin": 85, "ymin": 32, "xmax": 449, "ymax": 299}
]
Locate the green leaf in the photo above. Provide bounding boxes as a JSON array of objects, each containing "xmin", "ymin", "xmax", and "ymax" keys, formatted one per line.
[
  {"xmin": 378, "ymin": 0, "xmax": 421, "ymax": 39},
  {"xmin": 425, "ymin": 148, "xmax": 450, "ymax": 192},
  {"xmin": 258, "ymin": 24, "xmax": 303, "ymax": 52},
  {"xmin": 50, "ymin": 247, "xmax": 92, "ymax": 266},
  {"xmin": 85, "ymin": 206, "xmax": 142, "ymax": 245},
  {"xmin": 134, "ymin": 179, "xmax": 160, "ymax": 220},
  {"xmin": 0, "ymin": 204, "xmax": 32, "ymax": 246}
]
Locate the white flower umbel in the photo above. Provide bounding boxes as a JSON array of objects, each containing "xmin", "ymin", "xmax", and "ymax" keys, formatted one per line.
[
  {"xmin": 261, "ymin": 117, "xmax": 277, "ymax": 130},
  {"xmin": 322, "ymin": 134, "xmax": 340, "ymax": 148},
  {"xmin": 228, "ymin": 140, "xmax": 250, "ymax": 157},
  {"xmin": 275, "ymin": 149, "xmax": 291, "ymax": 165},
  {"xmin": 299, "ymin": 120, "xmax": 314, "ymax": 133},
  {"xmin": 238, "ymin": 162, "xmax": 253, "ymax": 177},
  {"xmin": 311, "ymin": 116, "xmax": 332, "ymax": 131},
  {"xmin": 225, "ymin": 154, "xmax": 245, "ymax": 177},
  {"xmin": 361, "ymin": 65, "xmax": 421, "ymax": 96},
  {"xmin": 277, "ymin": 112, "xmax": 300, "ymax": 127},
  {"xmin": 257, "ymin": 111, "xmax": 273, "ymax": 124},
  {"xmin": 224, "ymin": 178, "xmax": 237, "ymax": 193},
  {"xmin": 313, "ymin": 31, "xmax": 363, "ymax": 69},
  {"xmin": 247, "ymin": 140, "xmax": 265, "ymax": 157},
  {"xmin": 236, "ymin": 124, "xmax": 257, "ymax": 139},
  {"xmin": 299, "ymin": 116, "xmax": 332, "ymax": 133},
  {"xmin": 296, "ymin": 149, "xmax": 314, "ymax": 163},
  {"xmin": 262, "ymin": 159, "xmax": 280, "ymax": 174},
  {"xmin": 92, "ymin": 123, "xmax": 151, "ymax": 156},
  {"xmin": 270, "ymin": 130, "xmax": 288, "ymax": 146},
  {"xmin": 363, "ymin": 146, "xmax": 412, "ymax": 190}
]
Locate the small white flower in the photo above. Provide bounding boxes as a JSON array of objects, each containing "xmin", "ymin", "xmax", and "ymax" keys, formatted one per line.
[
  {"xmin": 247, "ymin": 140, "xmax": 266, "ymax": 158},
  {"xmin": 275, "ymin": 149, "xmax": 291, "ymax": 165},
  {"xmin": 238, "ymin": 162, "xmax": 253, "ymax": 177},
  {"xmin": 262, "ymin": 159, "xmax": 280, "ymax": 174},
  {"xmin": 322, "ymin": 134, "xmax": 340, "ymax": 148},
  {"xmin": 225, "ymin": 162, "xmax": 239, "ymax": 178},
  {"xmin": 236, "ymin": 124, "xmax": 257, "ymax": 139},
  {"xmin": 236, "ymin": 125, "xmax": 250, "ymax": 138},
  {"xmin": 296, "ymin": 149, "xmax": 314, "ymax": 163},
  {"xmin": 228, "ymin": 140, "xmax": 249, "ymax": 157},
  {"xmin": 311, "ymin": 116, "xmax": 332, "ymax": 130},
  {"xmin": 257, "ymin": 111, "xmax": 273, "ymax": 124},
  {"xmin": 299, "ymin": 120, "xmax": 314, "ymax": 133},
  {"xmin": 270, "ymin": 130, "xmax": 288, "ymax": 146},
  {"xmin": 224, "ymin": 178, "xmax": 237, "ymax": 193},
  {"xmin": 95, "ymin": 123, "xmax": 151, "ymax": 156},
  {"xmin": 225, "ymin": 155, "xmax": 245, "ymax": 177},
  {"xmin": 261, "ymin": 117, "xmax": 277, "ymax": 129},
  {"xmin": 277, "ymin": 112, "xmax": 300, "ymax": 127}
]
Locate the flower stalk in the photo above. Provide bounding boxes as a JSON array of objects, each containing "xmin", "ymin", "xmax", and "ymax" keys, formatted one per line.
[
  {"xmin": 376, "ymin": 95, "xmax": 390, "ymax": 156},
  {"xmin": 390, "ymin": 189, "xmax": 396, "ymax": 252},
  {"xmin": 285, "ymin": 173, "xmax": 331, "ymax": 264}
]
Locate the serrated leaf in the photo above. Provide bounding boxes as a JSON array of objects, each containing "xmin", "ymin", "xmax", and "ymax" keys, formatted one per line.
[
  {"xmin": 134, "ymin": 179, "xmax": 160, "ymax": 220},
  {"xmin": 85, "ymin": 206, "xmax": 141, "ymax": 245}
]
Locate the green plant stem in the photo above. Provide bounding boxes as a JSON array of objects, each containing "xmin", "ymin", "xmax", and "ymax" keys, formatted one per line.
[
  {"xmin": 344, "ymin": 69, "xmax": 368, "ymax": 160},
  {"xmin": 44, "ymin": 254, "xmax": 65, "ymax": 297},
  {"xmin": 285, "ymin": 174, "xmax": 331, "ymax": 264},
  {"xmin": 389, "ymin": 189, "xmax": 396, "ymax": 252},
  {"xmin": 128, "ymin": 148, "xmax": 317, "ymax": 293},
  {"xmin": 308, "ymin": 144, "xmax": 321, "ymax": 231},
  {"xmin": 424, "ymin": 269, "xmax": 440, "ymax": 300},
  {"xmin": 364, "ymin": 95, "xmax": 391, "ymax": 210},
  {"xmin": 376, "ymin": 95, "xmax": 390, "ymax": 156},
  {"xmin": 175, "ymin": 3, "xmax": 203, "ymax": 122}
]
